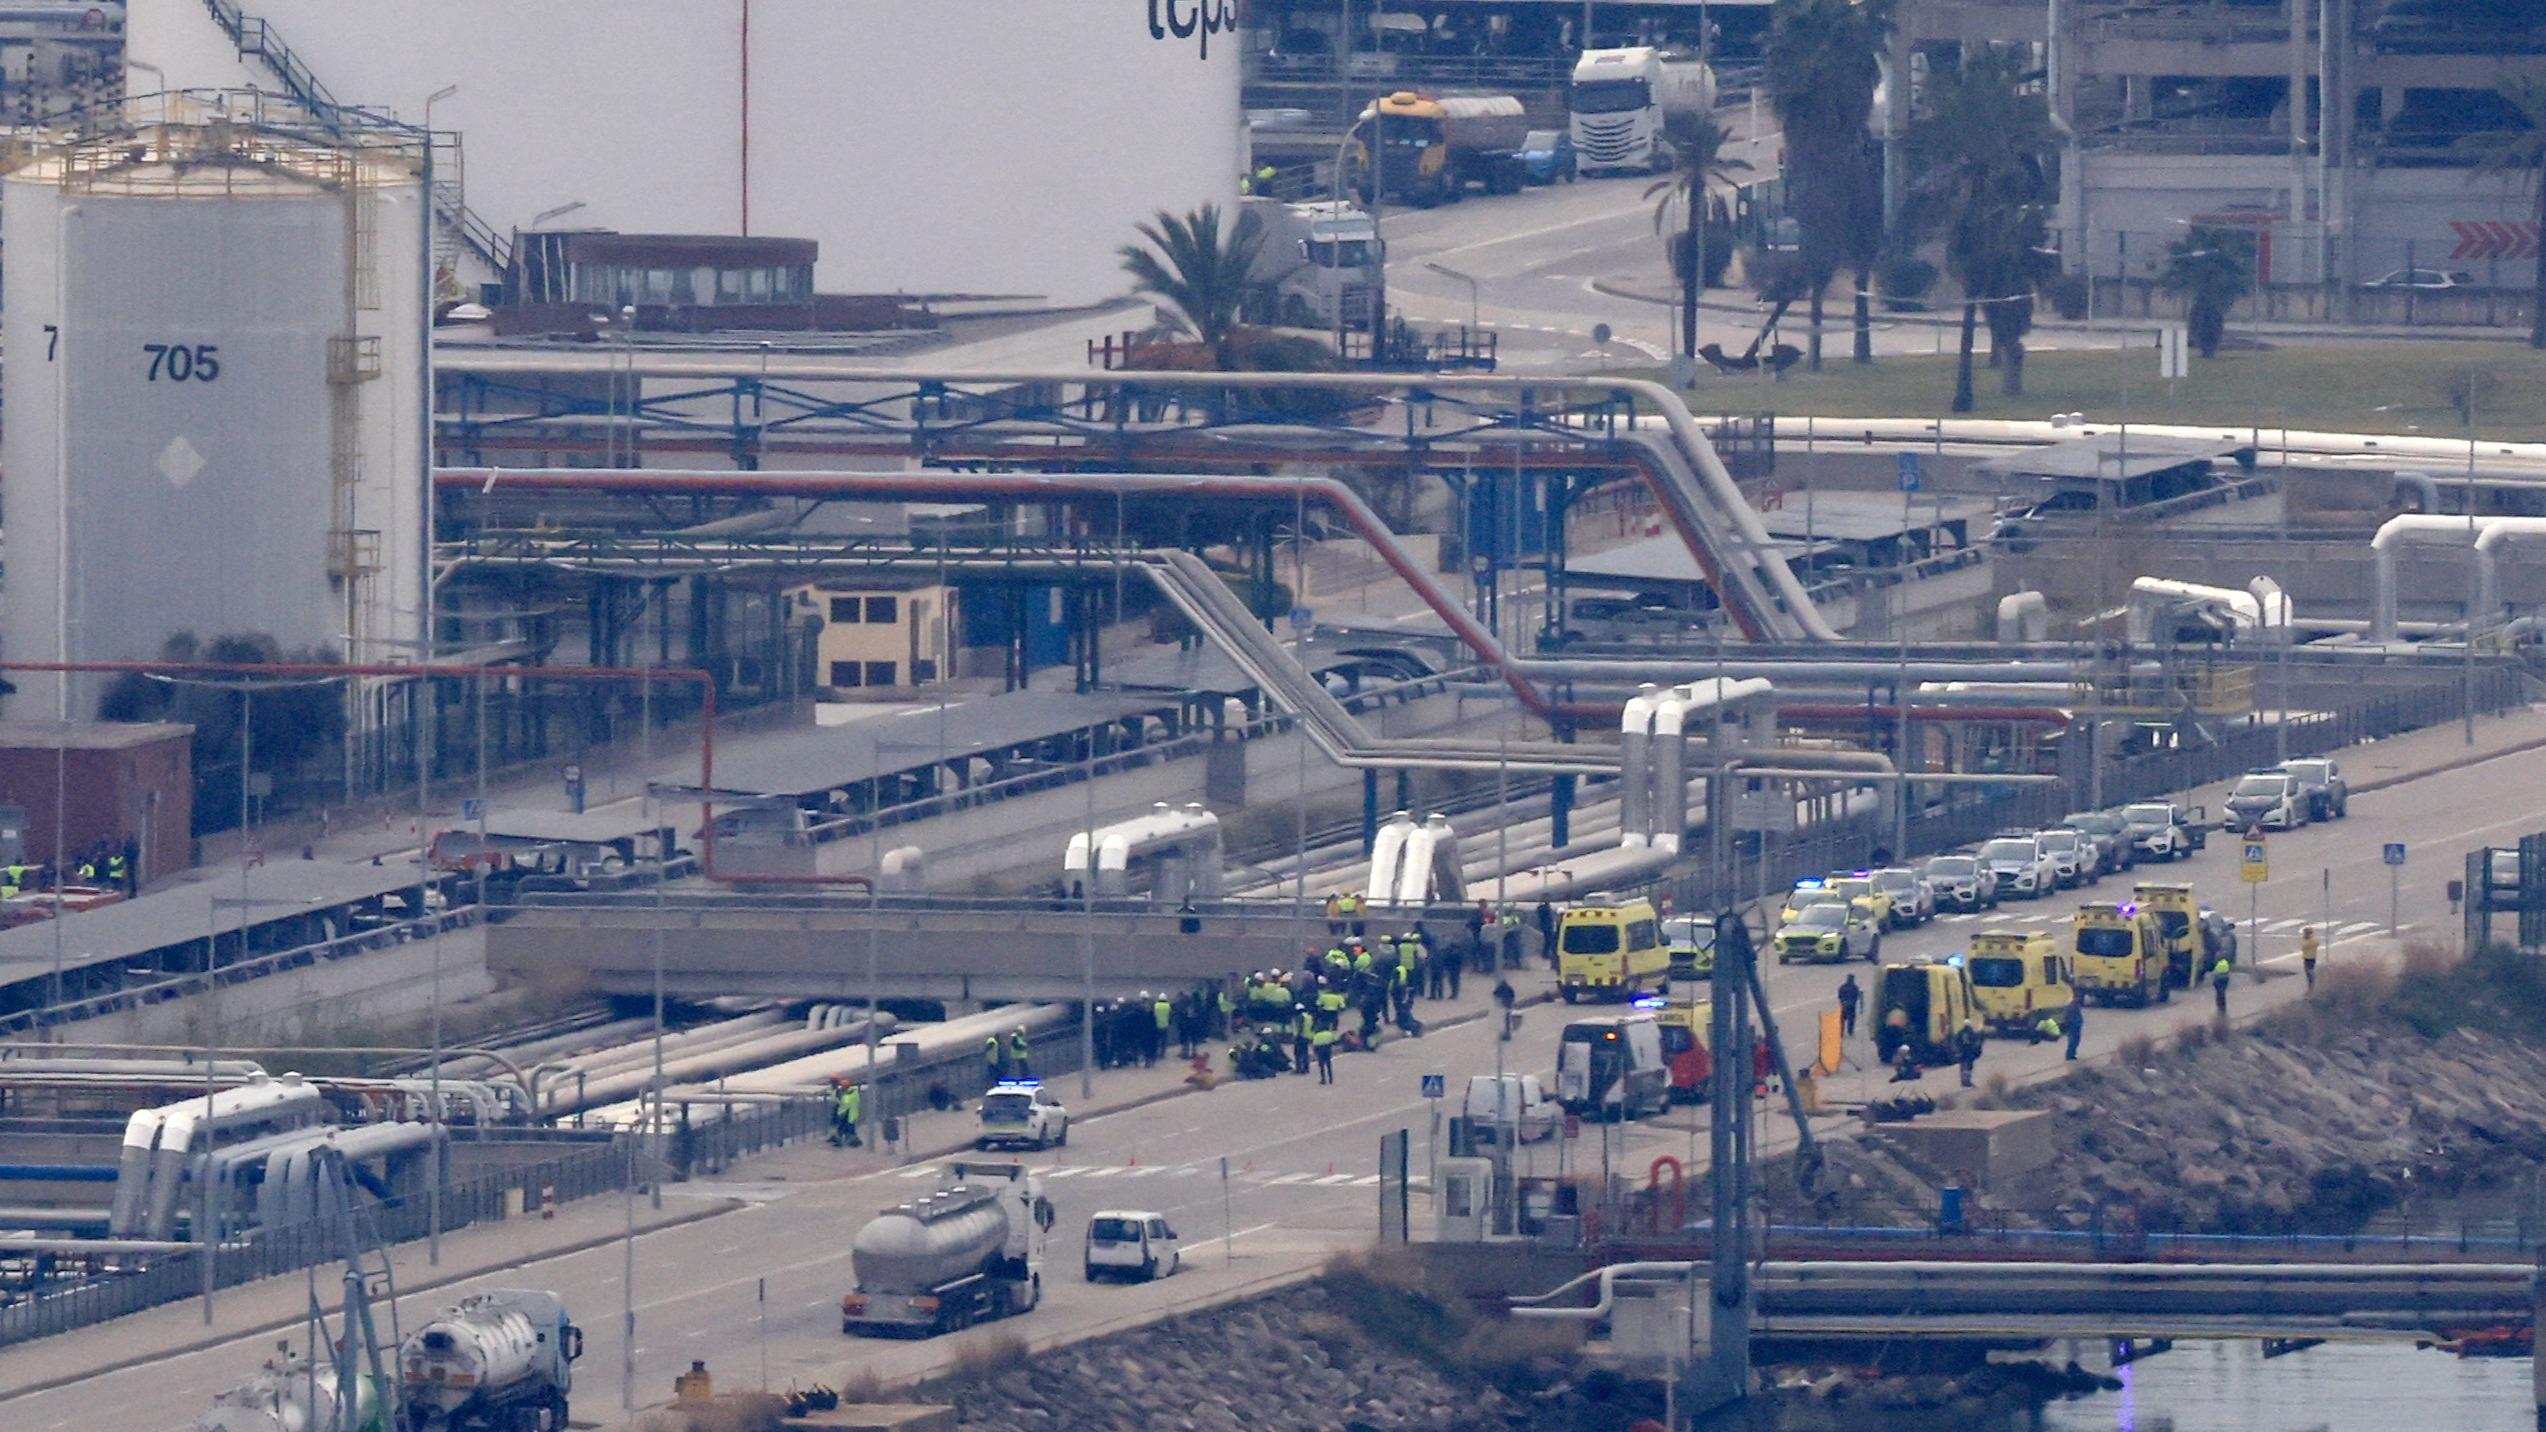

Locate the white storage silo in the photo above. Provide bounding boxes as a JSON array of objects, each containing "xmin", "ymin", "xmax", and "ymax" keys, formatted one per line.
[{"xmin": 1, "ymin": 104, "xmax": 429, "ymax": 720}]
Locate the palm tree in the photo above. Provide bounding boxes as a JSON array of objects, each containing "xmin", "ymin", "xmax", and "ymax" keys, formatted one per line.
[
  {"xmin": 2161, "ymin": 227, "xmax": 2256, "ymax": 359},
  {"xmin": 1769, "ymin": 0, "xmax": 1896, "ymax": 369},
  {"xmin": 2458, "ymin": 75, "xmax": 2546, "ymax": 350},
  {"xmin": 1645, "ymin": 111, "xmax": 1753, "ymax": 367},
  {"xmin": 1905, "ymin": 45, "xmax": 2056, "ymax": 412},
  {"xmin": 1117, "ymin": 204, "xmax": 1269, "ymax": 368}
]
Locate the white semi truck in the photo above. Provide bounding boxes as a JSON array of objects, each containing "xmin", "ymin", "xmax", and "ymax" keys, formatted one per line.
[
  {"xmin": 193, "ymin": 1289, "xmax": 580, "ymax": 1432},
  {"xmin": 1242, "ymin": 197, "xmax": 1380, "ymax": 331},
  {"xmin": 841, "ymin": 1161, "xmax": 1052, "ymax": 1337},
  {"xmin": 1568, "ymin": 47, "xmax": 1717, "ymax": 175},
  {"xmin": 400, "ymin": 1290, "xmax": 582, "ymax": 1432}
]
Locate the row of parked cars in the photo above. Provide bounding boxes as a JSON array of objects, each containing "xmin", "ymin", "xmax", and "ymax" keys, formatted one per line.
[
  {"xmin": 1768, "ymin": 797, "xmax": 2224, "ymax": 962},
  {"xmin": 1764, "ymin": 759, "xmax": 2351, "ymax": 965}
]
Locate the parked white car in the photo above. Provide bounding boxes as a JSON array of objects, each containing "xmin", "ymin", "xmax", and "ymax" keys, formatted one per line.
[
  {"xmin": 2032, "ymin": 827, "xmax": 2097, "ymax": 888},
  {"xmin": 976, "ymin": 1080, "xmax": 1070, "ymax": 1150},
  {"xmin": 1977, "ymin": 835, "xmax": 2058, "ymax": 900},
  {"xmin": 1085, "ymin": 1210, "xmax": 1180, "ymax": 1282},
  {"xmin": 1919, "ymin": 853, "xmax": 1999, "ymax": 912}
]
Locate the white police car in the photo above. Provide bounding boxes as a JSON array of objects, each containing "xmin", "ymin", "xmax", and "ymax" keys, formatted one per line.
[{"xmin": 976, "ymin": 1080, "xmax": 1070, "ymax": 1151}]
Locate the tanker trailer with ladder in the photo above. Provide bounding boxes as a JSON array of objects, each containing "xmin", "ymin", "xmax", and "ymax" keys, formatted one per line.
[
  {"xmin": 841, "ymin": 1161, "xmax": 1052, "ymax": 1336},
  {"xmin": 399, "ymin": 1290, "xmax": 582, "ymax": 1432}
]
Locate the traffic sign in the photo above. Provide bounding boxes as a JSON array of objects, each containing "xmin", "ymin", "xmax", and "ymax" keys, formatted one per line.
[
  {"xmin": 1563, "ymin": 1113, "xmax": 1582, "ymax": 1141},
  {"xmin": 1288, "ymin": 606, "xmax": 1314, "ymax": 634},
  {"xmin": 1420, "ymin": 1073, "xmax": 1446, "ymax": 1100},
  {"xmin": 2383, "ymin": 843, "xmax": 2407, "ymax": 867},
  {"xmin": 1895, "ymin": 452, "xmax": 1923, "ymax": 493},
  {"xmin": 462, "ymin": 798, "xmax": 485, "ymax": 822},
  {"xmin": 2241, "ymin": 835, "xmax": 2270, "ymax": 884}
]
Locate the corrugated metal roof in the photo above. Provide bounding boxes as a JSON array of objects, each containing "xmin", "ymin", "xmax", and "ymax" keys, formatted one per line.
[
  {"xmin": 0, "ymin": 721, "xmax": 191, "ymax": 752},
  {"xmin": 668, "ymin": 690, "xmax": 1183, "ymax": 799},
  {"xmin": 1972, "ymin": 435, "xmax": 2254, "ymax": 482},
  {"xmin": 469, "ymin": 810, "xmax": 675, "ymax": 846},
  {"xmin": 0, "ymin": 860, "xmax": 428, "ymax": 983},
  {"xmin": 1569, "ymin": 531, "xmax": 1826, "ymax": 587},
  {"xmin": 1097, "ymin": 643, "xmax": 1362, "ymax": 698},
  {"xmin": 1759, "ymin": 491, "xmax": 1995, "ymax": 544}
]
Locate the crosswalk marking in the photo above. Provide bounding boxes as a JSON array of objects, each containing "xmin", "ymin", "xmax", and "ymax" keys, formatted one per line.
[
  {"xmin": 1349, "ymin": 1174, "xmax": 1382, "ymax": 1187},
  {"xmin": 2261, "ymin": 917, "xmax": 2306, "ymax": 933},
  {"xmin": 1040, "ymin": 1166, "xmax": 1087, "ymax": 1178},
  {"xmin": 1080, "ymin": 1166, "xmax": 1128, "ymax": 1179},
  {"xmin": 1267, "ymin": 1172, "xmax": 1315, "ymax": 1185},
  {"xmin": 1312, "ymin": 1173, "xmax": 1359, "ymax": 1186},
  {"xmin": 895, "ymin": 1166, "xmax": 938, "ymax": 1179},
  {"xmin": 2336, "ymin": 921, "xmax": 2381, "ymax": 938}
]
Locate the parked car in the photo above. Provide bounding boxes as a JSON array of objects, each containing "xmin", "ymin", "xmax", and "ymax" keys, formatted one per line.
[
  {"xmin": 2061, "ymin": 811, "xmax": 2137, "ymax": 875},
  {"xmin": 2277, "ymin": 758, "xmax": 2349, "ymax": 821},
  {"xmin": 1977, "ymin": 835, "xmax": 2058, "ymax": 901},
  {"xmin": 2361, "ymin": 267, "xmax": 2476, "ymax": 291},
  {"xmin": 976, "ymin": 1080, "xmax": 1069, "ymax": 1150},
  {"xmin": 1660, "ymin": 914, "xmax": 1717, "ymax": 982},
  {"xmin": 1518, "ymin": 128, "xmax": 1578, "ymax": 184},
  {"xmin": 1774, "ymin": 897, "xmax": 1882, "ymax": 964},
  {"xmin": 1919, "ymin": 853, "xmax": 2000, "ymax": 912},
  {"xmin": 1085, "ymin": 1210, "xmax": 1180, "ymax": 1282},
  {"xmin": 2120, "ymin": 801, "xmax": 2206, "ymax": 861},
  {"xmin": 2033, "ymin": 827, "xmax": 2099, "ymax": 888},
  {"xmin": 1868, "ymin": 867, "xmax": 1935, "ymax": 927},
  {"xmin": 2223, "ymin": 769, "xmax": 2308, "ymax": 831}
]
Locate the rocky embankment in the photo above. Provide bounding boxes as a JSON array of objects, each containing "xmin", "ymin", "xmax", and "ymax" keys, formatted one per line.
[
  {"xmin": 924, "ymin": 1279, "xmax": 1654, "ymax": 1432},
  {"xmin": 1785, "ymin": 951, "xmax": 2546, "ymax": 1232}
]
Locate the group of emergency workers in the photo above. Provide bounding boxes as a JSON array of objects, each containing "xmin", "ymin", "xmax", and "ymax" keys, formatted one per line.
[{"xmin": 0, "ymin": 838, "xmax": 137, "ymax": 900}]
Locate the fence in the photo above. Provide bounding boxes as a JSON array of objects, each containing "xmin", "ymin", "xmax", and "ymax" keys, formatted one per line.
[
  {"xmin": 1658, "ymin": 663, "xmax": 2524, "ymax": 917},
  {"xmin": 2079, "ymin": 229, "xmax": 2541, "ymax": 331},
  {"xmin": 1735, "ymin": 1170, "xmax": 2546, "ymax": 1261},
  {"xmin": 0, "ymin": 1138, "xmax": 641, "ymax": 1347},
  {"xmin": 2096, "ymin": 663, "xmax": 2525, "ymax": 810}
]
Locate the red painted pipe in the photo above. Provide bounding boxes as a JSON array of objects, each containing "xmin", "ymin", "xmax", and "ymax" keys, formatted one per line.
[
  {"xmin": 436, "ymin": 467, "xmax": 1562, "ymax": 717},
  {"xmin": 435, "ymin": 424, "xmax": 1774, "ymax": 640}
]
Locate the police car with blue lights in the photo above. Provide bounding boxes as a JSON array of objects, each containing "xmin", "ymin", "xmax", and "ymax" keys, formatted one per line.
[{"xmin": 976, "ymin": 1080, "xmax": 1070, "ymax": 1151}]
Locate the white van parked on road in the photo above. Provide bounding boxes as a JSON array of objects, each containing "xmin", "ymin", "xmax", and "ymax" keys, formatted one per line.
[
  {"xmin": 1084, "ymin": 1210, "xmax": 1180, "ymax": 1282},
  {"xmin": 1555, "ymin": 1014, "xmax": 1668, "ymax": 1119},
  {"xmin": 1464, "ymin": 1073, "xmax": 1555, "ymax": 1144}
]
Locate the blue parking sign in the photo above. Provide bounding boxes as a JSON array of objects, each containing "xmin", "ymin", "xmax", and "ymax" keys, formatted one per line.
[{"xmin": 1896, "ymin": 452, "xmax": 1923, "ymax": 493}]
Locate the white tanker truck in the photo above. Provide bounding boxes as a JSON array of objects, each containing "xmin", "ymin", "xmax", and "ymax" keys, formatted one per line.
[
  {"xmin": 193, "ymin": 1356, "xmax": 385, "ymax": 1432},
  {"xmin": 399, "ymin": 1290, "xmax": 582, "ymax": 1432},
  {"xmin": 840, "ymin": 1161, "xmax": 1051, "ymax": 1337},
  {"xmin": 192, "ymin": 1291, "xmax": 578, "ymax": 1432}
]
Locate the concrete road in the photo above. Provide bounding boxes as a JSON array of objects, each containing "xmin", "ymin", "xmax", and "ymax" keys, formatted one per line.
[{"xmin": 9, "ymin": 715, "xmax": 2539, "ymax": 1430}]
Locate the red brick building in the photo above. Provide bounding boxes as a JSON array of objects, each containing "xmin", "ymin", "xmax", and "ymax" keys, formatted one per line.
[{"xmin": 0, "ymin": 722, "xmax": 193, "ymax": 886}]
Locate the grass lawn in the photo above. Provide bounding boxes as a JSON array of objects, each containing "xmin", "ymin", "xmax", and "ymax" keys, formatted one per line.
[{"xmin": 1664, "ymin": 339, "xmax": 2546, "ymax": 441}]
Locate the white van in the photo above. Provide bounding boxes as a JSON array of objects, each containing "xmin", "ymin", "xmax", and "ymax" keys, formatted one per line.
[
  {"xmin": 1555, "ymin": 1014, "xmax": 1668, "ymax": 1119},
  {"xmin": 1463, "ymin": 1073, "xmax": 1555, "ymax": 1144},
  {"xmin": 1084, "ymin": 1209, "xmax": 1180, "ymax": 1282}
]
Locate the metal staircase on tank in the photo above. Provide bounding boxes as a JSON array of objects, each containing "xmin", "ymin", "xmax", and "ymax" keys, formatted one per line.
[{"xmin": 199, "ymin": 0, "xmax": 512, "ymax": 280}]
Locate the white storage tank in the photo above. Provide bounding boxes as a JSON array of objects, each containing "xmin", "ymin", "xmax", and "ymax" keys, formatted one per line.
[{"xmin": 0, "ymin": 101, "xmax": 428, "ymax": 720}]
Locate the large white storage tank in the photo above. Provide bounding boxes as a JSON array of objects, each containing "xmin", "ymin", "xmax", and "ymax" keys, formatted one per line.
[
  {"xmin": 124, "ymin": 0, "xmax": 1240, "ymax": 307},
  {"xmin": 1, "ymin": 103, "xmax": 428, "ymax": 720}
]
